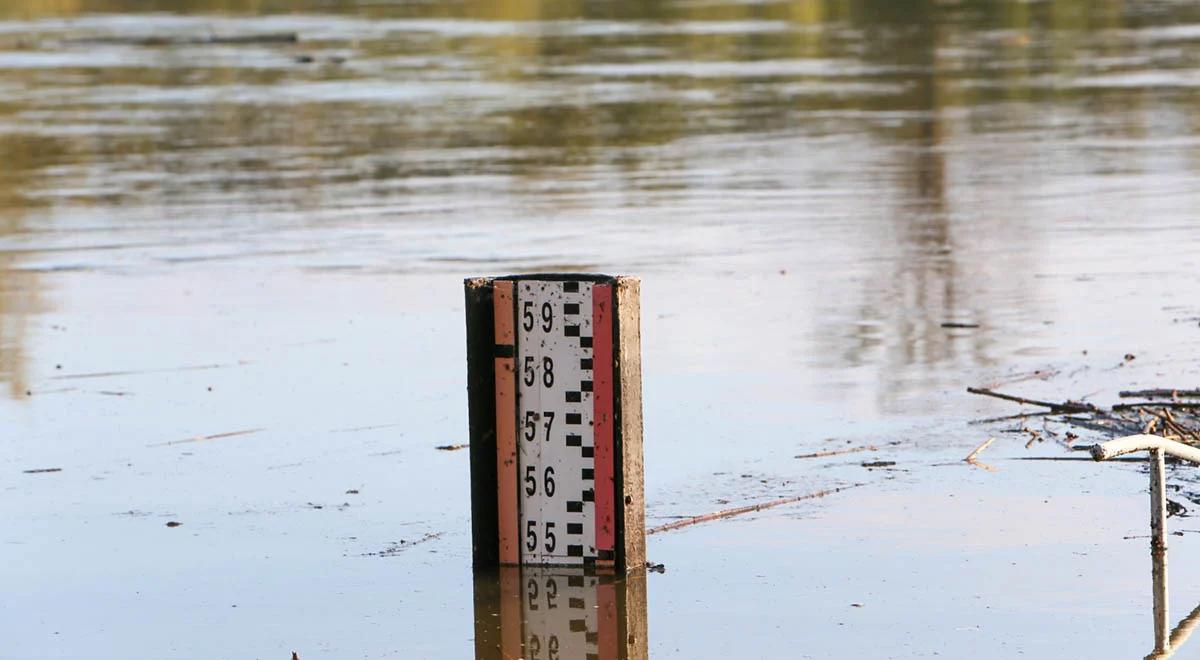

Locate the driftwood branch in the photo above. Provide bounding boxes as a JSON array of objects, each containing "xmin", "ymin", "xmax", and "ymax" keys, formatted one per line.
[
  {"xmin": 646, "ymin": 483, "xmax": 865, "ymax": 536},
  {"xmin": 1091, "ymin": 435, "xmax": 1200, "ymax": 464},
  {"xmin": 1120, "ymin": 389, "xmax": 1200, "ymax": 399},
  {"xmin": 794, "ymin": 445, "xmax": 875, "ymax": 460},
  {"xmin": 1113, "ymin": 402, "xmax": 1200, "ymax": 412},
  {"xmin": 965, "ymin": 437, "xmax": 994, "ymax": 461},
  {"xmin": 148, "ymin": 427, "xmax": 266, "ymax": 447},
  {"xmin": 966, "ymin": 387, "xmax": 1097, "ymax": 414}
]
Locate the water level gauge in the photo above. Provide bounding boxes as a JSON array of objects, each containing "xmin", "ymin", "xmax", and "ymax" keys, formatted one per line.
[{"xmin": 465, "ymin": 275, "xmax": 645, "ymax": 573}]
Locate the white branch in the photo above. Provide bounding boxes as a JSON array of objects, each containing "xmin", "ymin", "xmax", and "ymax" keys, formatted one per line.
[{"xmin": 1090, "ymin": 435, "xmax": 1200, "ymax": 464}]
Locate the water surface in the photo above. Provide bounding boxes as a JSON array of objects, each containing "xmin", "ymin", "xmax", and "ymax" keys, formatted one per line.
[{"xmin": 3, "ymin": 1, "xmax": 1200, "ymax": 657}]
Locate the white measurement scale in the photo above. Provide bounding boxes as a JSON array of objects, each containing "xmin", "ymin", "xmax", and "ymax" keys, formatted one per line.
[
  {"xmin": 515, "ymin": 280, "xmax": 598, "ymax": 564},
  {"xmin": 491, "ymin": 277, "xmax": 618, "ymax": 568},
  {"xmin": 467, "ymin": 273, "xmax": 641, "ymax": 573}
]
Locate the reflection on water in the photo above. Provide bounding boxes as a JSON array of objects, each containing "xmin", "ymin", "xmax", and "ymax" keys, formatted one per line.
[
  {"xmin": 474, "ymin": 567, "xmax": 648, "ymax": 660},
  {"xmin": 1147, "ymin": 546, "xmax": 1200, "ymax": 659},
  {"xmin": 0, "ymin": 133, "xmax": 50, "ymax": 398},
  {"xmin": 3, "ymin": 0, "xmax": 1200, "ymax": 398}
]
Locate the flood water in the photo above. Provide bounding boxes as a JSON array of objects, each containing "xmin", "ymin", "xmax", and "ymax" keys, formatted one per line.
[{"xmin": 3, "ymin": 0, "xmax": 1200, "ymax": 657}]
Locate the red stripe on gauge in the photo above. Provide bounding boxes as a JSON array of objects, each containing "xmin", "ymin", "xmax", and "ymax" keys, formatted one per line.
[{"xmin": 592, "ymin": 284, "xmax": 615, "ymax": 558}]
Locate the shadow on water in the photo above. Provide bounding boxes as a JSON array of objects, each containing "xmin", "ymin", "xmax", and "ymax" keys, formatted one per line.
[{"xmin": 473, "ymin": 567, "xmax": 648, "ymax": 660}]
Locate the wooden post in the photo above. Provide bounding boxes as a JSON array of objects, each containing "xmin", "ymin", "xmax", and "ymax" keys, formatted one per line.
[
  {"xmin": 614, "ymin": 277, "xmax": 646, "ymax": 572},
  {"xmin": 466, "ymin": 278, "xmax": 499, "ymax": 568},
  {"xmin": 1151, "ymin": 448, "xmax": 1170, "ymax": 655},
  {"xmin": 1151, "ymin": 448, "xmax": 1167, "ymax": 553},
  {"xmin": 466, "ymin": 275, "xmax": 645, "ymax": 573}
]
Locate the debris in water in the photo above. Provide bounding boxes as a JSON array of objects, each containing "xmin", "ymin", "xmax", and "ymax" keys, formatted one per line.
[
  {"xmin": 52, "ymin": 362, "xmax": 235, "ymax": 381},
  {"xmin": 861, "ymin": 461, "xmax": 896, "ymax": 468},
  {"xmin": 964, "ymin": 437, "xmax": 998, "ymax": 472},
  {"xmin": 794, "ymin": 445, "xmax": 876, "ymax": 460},
  {"xmin": 646, "ymin": 484, "xmax": 866, "ymax": 535},
  {"xmin": 362, "ymin": 532, "xmax": 443, "ymax": 557},
  {"xmin": 165, "ymin": 521, "xmax": 182, "ymax": 528},
  {"xmin": 436, "ymin": 443, "xmax": 469, "ymax": 451},
  {"xmin": 1167, "ymin": 499, "xmax": 1189, "ymax": 518},
  {"xmin": 967, "ymin": 387, "xmax": 1097, "ymax": 414},
  {"xmin": 970, "ymin": 383, "xmax": 1200, "ymax": 445},
  {"xmin": 646, "ymin": 562, "xmax": 666, "ymax": 573},
  {"xmin": 149, "ymin": 427, "xmax": 266, "ymax": 447},
  {"xmin": 22, "ymin": 468, "xmax": 62, "ymax": 474},
  {"xmin": 1121, "ymin": 389, "xmax": 1200, "ymax": 399},
  {"xmin": 940, "ymin": 322, "xmax": 980, "ymax": 329}
]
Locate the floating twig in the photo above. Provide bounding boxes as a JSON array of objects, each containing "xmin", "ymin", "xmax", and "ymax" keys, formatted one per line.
[
  {"xmin": 149, "ymin": 428, "xmax": 265, "ymax": 447},
  {"xmin": 362, "ymin": 532, "xmax": 443, "ymax": 557},
  {"xmin": 1114, "ymin": 402, "xmax": 1200, "ymax": 412},
  {"xmin": 794, "ymin": 445, "xmax": 876, "ymax": 460},
  {"xmin": 1009, "ymin": 456, "xmax": 1144, "ymax": 462},
  {"xmin": 966, "ymin": 387, "xmax": 1097, "ymax": 414},
  {"xmin": 969, "ymin": 410, "xmax": 1055, "ymax": 425},
  {"xmin": 965, "ymin": 437, "xmax": 994, "ymax": 462},
  {"xmin": 53, "ymin": 362, "xmax": 235, "ymax": 381},
  {"xmin": 1121, "ymin": 389, "xmax": 1200, "ymax": 399},
  {"xmin": 646, "ymin": 483, "xmax": 865, "ymax": 535}
]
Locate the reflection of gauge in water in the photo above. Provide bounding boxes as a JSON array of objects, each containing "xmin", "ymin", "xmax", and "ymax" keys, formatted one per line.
[
  {"xmin": 522, "ymin": 568, "xmax": 601, "ymax": 659},
  {"xmin": 472, "ymin": 566, "xmax": 649, "ymax": 660}
]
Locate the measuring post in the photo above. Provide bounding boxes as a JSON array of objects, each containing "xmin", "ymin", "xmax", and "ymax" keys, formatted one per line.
[{"xmin": 465, "ymin": 275, "xmax": 644, "ymax": 572}]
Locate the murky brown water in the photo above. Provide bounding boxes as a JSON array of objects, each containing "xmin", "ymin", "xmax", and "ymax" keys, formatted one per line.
[{"xmin": 3, "ymin": 1, "xmax": 1200, "ymax": 658}]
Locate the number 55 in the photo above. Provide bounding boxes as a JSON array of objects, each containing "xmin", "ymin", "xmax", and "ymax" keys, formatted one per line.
[{"xmin": 526, "ymin": 520, "xmax": 537, "ymax": 552}]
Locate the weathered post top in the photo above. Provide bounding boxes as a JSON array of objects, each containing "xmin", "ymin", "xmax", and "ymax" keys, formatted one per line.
[{"xmin": 465, "ymin": 274, "xmax": 644, "ymax": 573}]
